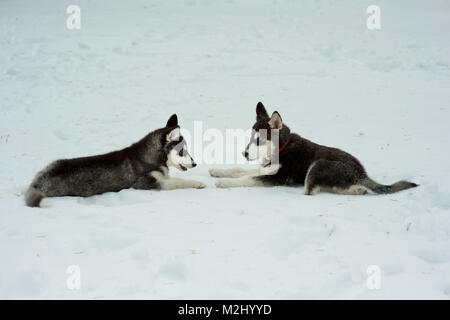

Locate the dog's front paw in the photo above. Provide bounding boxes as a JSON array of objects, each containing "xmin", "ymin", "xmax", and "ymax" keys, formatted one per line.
[
  {"xmin": 192, "ymin": 181, "xmax": 206, "ymax": 189},
  {"xmin": 209, "ymin": 168, "xmax": 222, "ymax": 177},
  {"xmin": 215, "ymin": 180, "xmax": 232, "ymax": 188}
]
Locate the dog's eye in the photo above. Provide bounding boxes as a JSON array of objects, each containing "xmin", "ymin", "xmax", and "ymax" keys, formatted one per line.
[{"xmin": 178, "ymin": 149, "xmax": 184, "ymax": 156}]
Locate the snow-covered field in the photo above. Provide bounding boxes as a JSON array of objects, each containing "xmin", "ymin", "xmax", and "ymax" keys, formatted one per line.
[{"xmin": 1, "ymin": 0, "xmax": 450, "ymax": 299}]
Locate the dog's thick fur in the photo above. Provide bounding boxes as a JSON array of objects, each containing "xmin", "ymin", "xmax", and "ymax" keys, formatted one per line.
[
  {"xmin": 25, "ymin": 114, "xmax": 205, "ymax": 207},
  {"xmin": 210, "ymin": 102, "xmax": 418, "ymax": 195}
]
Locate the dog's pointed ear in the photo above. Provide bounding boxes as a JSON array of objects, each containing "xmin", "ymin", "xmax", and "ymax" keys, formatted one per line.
[
  {"xmin": 166, "ymin": 114, "xmax": 178, "ymax": 127},
  {"xmin": 269, "ymin": 111, "xmax": 283, "ymax": 130},
  {"xmin": 166, "ymin": 126, "xmax": 181, "ymax": 142},
  {"xmin": 256, "ymin": 102, "xmax": 269, "ymax": 120}
]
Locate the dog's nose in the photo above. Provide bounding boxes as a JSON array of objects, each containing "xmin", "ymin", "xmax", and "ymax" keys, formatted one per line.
[
  {"xmin": 192, "ymin": 162, "xmax": 197, "ymax": 168},
  {"xmin": 242, "ymin": 151, "xmax": 249, "ymax": 159}
]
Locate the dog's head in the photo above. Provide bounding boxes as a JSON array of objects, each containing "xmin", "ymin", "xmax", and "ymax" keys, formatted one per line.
[
  {"xmin": 243, "ymin": 102, "xmax": 290, "ymax": 162},
  {"xmin": 163, "ymin": 114, "xmax": 197, "ymax": 171}
]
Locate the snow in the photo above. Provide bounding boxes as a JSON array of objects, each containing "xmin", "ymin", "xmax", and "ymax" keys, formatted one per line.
[{"xmin": 1, "ymin": 0, "xmax": 450, "ymax": 299}]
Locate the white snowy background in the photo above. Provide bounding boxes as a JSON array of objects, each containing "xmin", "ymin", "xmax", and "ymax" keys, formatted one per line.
[{"xmin": 1, "ymin": 0, "xmax": 449, "ymax": 299}]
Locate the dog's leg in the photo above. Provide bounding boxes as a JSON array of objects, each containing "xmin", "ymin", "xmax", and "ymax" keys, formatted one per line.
[
  {"xmin": 304, "ymin": 160, "xmax": 367, "ymax": 195},
  {"xmin": 304, "ymin": 161, "xmax": 319, "ymax": 195},
  {"xmin": 209, "ymin": 167, "xmax": 259, "ymax": 178},
  {"xmin": 150, "ymin": 171, "xmax": 206, "ymax": 190},
  {"xmin": 215, "ymin": 176, "xmax": 266, "ymax": 188},
  {"xmin": 329, "ymin": 185, "xmax": 368, "ymax": 195},
  {"xmin": 159, "ymin": 177, "xmax": 206, "ymax": 190},
  {"xmin": 210, "ymin": 163, "xmax": 281, "ymax": 179},
  {"xmin": 215, "ymin": 164, "xmax": 281, "ymax": 188},
  {"xmin": 132, "ymin": 175, "xmax": 159, "ymax": 190}
]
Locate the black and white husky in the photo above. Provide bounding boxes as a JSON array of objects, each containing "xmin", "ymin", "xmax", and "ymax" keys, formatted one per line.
[
  {"xmin": 210, "ymin": 102, "xmax": 418, "ymax": 195},
  {"xmin": 25, "ymin": 114, "xmax": 205, "ymax": 207}
]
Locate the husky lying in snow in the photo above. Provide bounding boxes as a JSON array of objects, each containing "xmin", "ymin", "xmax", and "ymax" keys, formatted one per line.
[
  {"xmin": 25, "ymin": 114, "xmax": 205, "ymax": 207},
  {"xmin": 210, "ymin": 102, "xmax": 418, "ymax": 195}
]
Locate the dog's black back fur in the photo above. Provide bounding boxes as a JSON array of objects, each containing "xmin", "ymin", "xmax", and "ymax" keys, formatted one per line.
[{"xmin": 261, "ymin": 134, "xmax": 366, "ymax": 186}]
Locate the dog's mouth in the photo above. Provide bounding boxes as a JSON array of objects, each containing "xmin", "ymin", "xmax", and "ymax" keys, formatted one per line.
[
  {"xmin": 243, "ymin": 151, "xmax": 255, "ymax": 162},
  {"xmin": 179, "ymin": 164, "xmax": 188, "ymax": 171}
]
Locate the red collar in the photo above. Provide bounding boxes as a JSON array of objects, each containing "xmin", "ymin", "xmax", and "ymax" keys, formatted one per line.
[
  {"xmin": 276, "ymin": 140, "xmax": 289, "ymax": 154},
  {"xmin": 264, "ymin": 140, "xmax": 289, "ymax": 166}
]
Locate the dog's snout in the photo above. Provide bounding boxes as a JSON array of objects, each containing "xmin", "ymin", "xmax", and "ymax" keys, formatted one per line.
[{"xmin": 243, "ymin": 151, "xmax": 249, "ymax": 159}]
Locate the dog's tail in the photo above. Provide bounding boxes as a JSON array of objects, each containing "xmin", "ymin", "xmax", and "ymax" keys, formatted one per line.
[
  {"xmin": 25, "ymin": 187, "xmax": 48, "ymax": 208},
  {"xmin": 360, "ymin": 177, "xmax": 419, "ymax": 194}
]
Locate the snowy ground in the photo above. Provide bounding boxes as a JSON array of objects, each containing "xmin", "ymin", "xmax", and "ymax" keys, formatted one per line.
[{"xmin": 1, "ymin": 0, "xmax": 450, "ymax": 299}]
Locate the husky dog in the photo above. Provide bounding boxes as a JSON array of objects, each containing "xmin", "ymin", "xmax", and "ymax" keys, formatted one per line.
[
  {"xmin": 210, "ymin": 102, "xmax": 418, "ymax": 195},
  {"xmin": 25, "ymin": 114, "xmax": 205, "ymax": 207}
]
